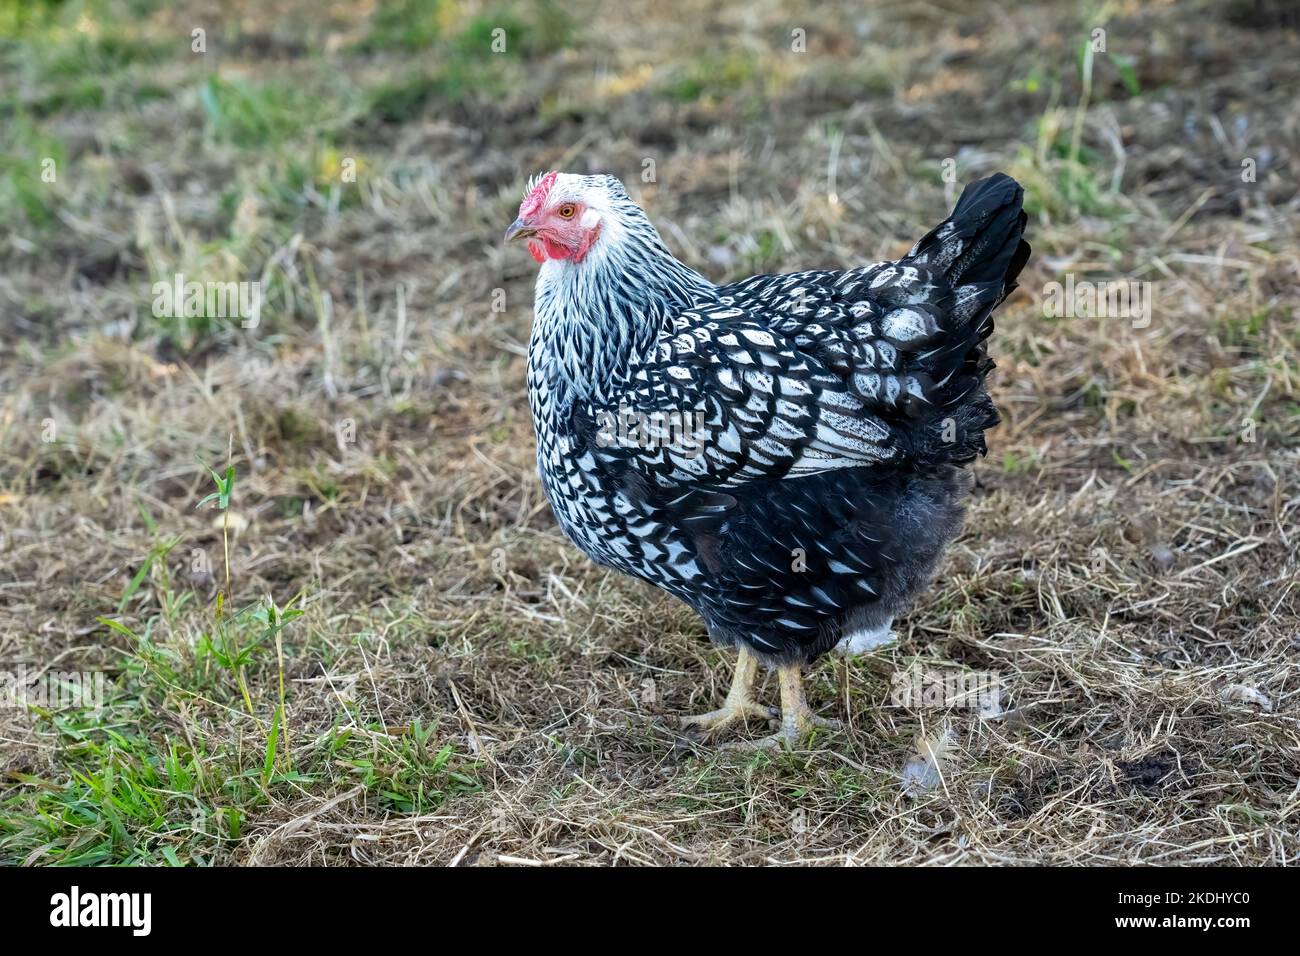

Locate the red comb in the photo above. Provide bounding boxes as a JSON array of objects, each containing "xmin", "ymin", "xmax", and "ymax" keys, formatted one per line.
[{"xmin": 520, "ymin": 171, "xmax": 558, "ymax": 217}]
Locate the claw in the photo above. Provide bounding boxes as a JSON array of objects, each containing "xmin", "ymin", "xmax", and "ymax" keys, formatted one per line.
[
  {"xmin": 680, "ymin": 699, "xmax": 777, "ymax": 735},
  {"xmin": 722, "ymin": 714, "xmax": 841, "ymax": 751},
  {"xmin": 720, "ymin": 665, "xmax": 842, "ymax": 750}
]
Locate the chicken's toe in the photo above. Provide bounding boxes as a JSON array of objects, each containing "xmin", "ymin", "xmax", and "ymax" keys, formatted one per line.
[{"xmin": 680, "ymin": 699, "xmax": 777, "ymax": 735}]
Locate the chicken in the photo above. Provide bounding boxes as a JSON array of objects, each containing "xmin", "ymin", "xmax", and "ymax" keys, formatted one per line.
[{"xmin": 505, "ymin": 171, "xmax": 1029, "ymax": 748}]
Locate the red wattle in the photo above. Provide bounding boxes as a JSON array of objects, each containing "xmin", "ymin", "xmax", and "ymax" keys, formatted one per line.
[{"xmin": 528, "ymin": 240, "xmax": 546, "ymax": 263}]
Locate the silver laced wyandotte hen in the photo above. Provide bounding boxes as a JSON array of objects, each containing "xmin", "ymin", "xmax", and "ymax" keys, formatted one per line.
[{"xmin": 505, "ymin": 170, "xmax": 1029, "ymax": 748}]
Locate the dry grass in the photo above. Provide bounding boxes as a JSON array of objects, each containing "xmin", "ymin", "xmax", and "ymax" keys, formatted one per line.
[{"xmin": 1, "ymin": 0, "xmax": 1298, "ymax": 865}]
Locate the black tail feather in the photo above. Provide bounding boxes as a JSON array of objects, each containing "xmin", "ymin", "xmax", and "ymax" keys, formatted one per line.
[
  {"xmin": 907, "ymin": 173, "xmax": 1029, "ymax": 467},
  {"xmin": 909, "ymin": 172, "xmax": 1030, "ymax": 298}
]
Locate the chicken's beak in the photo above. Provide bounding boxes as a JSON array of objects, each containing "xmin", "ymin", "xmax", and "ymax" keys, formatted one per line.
[{"xmin": 504, "ymin": 217, "xmax": 536, "ymax": 243}]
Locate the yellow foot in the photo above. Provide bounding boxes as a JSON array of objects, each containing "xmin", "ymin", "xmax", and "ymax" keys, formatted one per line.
[
  {"xmin": 680, "ymin": 699, "xmax": 777, "ymax": 735},
  {"xmin": 722, "ymin": 714, "xmax": 841, "ymax": 751},
  {"xmin": 678, "ymin": 645, "xmax": 776, "ymax": 738},
  {"xmin": 720, "ymin": 663, "xmax": 842, "ymax": 751}
]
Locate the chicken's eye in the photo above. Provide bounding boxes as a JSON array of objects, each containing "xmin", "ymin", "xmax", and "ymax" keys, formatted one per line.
[{"xmin": 557, "ymin": 204, "xmax": 576, "ymax": 220}]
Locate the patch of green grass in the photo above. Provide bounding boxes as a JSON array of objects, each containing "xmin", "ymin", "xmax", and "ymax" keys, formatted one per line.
[
  {"xmin": 1072, "ymin": 16, "xmax": 1141, "ymax": 101},
  {"xmin": 0, "ymin": 609, "xmax": 340, "ymax": 866},
  {"xmin": 0, "ymin": 466, "xmax": 484, "ymax": 864},
  {"xmin": 353, "ymin": 1, "xmax": 576, "ymax": 119},
  {"xmin": 355, "ymin": 0, "xmax": 576, "ymax": 58},
  {"xmin": 1010, "ymin": 34, "xmax": 1127, "ymax": 220},
  {"xmin": 9, "ymin": 71, "xmax": 173, "ymax": 117},
  {"xmin": 28, "ymin": 74, "xmax": 104, "ymax": 113},
  {"xmin": 326, "ymin": 720, "xmax": 482, "ymax": 814},
  {"xmin": 741, "ymin": 228, "xmax": 784, "ymax": 274},
  {"xmin": 1217, "ymin": 309, "xmax": 1267, "ymax": 348},
  {"xmin": 364, "ymin": 59, "xmax": 509, "ymax": 120},
  {"xmin": 664, "ymin": 51, "xmax": 761, "ymax": 103},
  {"xmin": 200, "ymin": 75, "xmax": 351, "ymax": 147},
  {"xmin": 0, "ymin": 112, "xmax": 64, "ymax": 228},
  {"xmin": 353, "ymin": 0, "xmax": 448, "ymax": 52},
  {"xmin": 37, "ymin": 29, "xmax": 167, "ymax": 78},
  {"xmin": 453, "ymin": 10, "xmax": 526, "ymax": 58},
  {"xmin": 138, "ymin": 144, "xmax": 358, "ymax": 353},
  {"xmin": 0, "ymin": 0, "xmax": 65, "ymax": 36},
  {"xmin": 141, "ymin": 264, "xmax": 262, "ymax": 354},
  {"xmin": 1001, "ymin": 449, "xmax": 1041, "ymax": 475},
  {"xmin": 0, "ymin": 3, "xmax": 172, "ymax": 117},
  {"xmin": 455, "ymin": 1, "xmax": 576, "ymax": 59},
  {"xmin": 0, "ymin": 708, "xmax": 230, "ymax": 865},
  {"xmin": 366, "ymin": 73, "xmax": 443, "ymax": 122},
  {"xmin": 1016, "ymin": 145, "xmax": 1115, "ymax": 220}
]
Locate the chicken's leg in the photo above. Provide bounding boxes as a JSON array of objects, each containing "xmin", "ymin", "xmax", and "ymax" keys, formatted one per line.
[
  {"xmin": 724, "ymin": 663, "xmax": 842, "ymax": 750},
  {"xmin": 680, "ymin": 645, "xmax": 775, "ymax": 735}
]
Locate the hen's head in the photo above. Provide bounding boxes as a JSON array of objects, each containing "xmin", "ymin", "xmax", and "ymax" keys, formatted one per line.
[{"xmin": 504, "ymin": 172, "xmax": 635, "ymax": 265}]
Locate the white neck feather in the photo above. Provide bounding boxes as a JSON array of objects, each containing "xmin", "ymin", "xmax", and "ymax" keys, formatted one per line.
[{"xmin": 528, "ymin": 198, "xmax": 713, "ymax": 404}]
